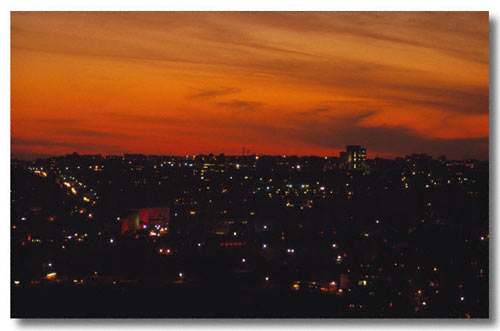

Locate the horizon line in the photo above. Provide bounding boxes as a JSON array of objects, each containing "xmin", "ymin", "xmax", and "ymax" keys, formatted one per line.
[{"xmin": 11, "ymin": 152, "xmax": 489, "ymax": 162}]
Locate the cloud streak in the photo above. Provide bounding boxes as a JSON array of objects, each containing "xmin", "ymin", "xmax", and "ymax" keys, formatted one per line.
[{"xmin": 188, "ymin": 87, "xmax": 242, "ymax": 99}]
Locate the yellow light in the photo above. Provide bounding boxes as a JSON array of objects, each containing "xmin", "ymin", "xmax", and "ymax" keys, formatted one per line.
[
  {"xmin": 71, "ymin": 187, "xmax": 77, "ymax": 195},
  {"xmin": 46, "ymin": 272, "xmax": 57, "ymax": 279},
  {"xmin": 14, "ymin": 280, "xmax": 20, "ymax": 285},
  {"xmin": 189, "ymin": 211, "xmax": 196, "ymax": 215}
]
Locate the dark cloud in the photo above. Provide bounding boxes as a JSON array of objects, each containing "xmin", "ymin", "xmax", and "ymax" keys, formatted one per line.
[
  {"xmin": 188, "ymin": 87, "xmax": 241, "ymax": 99},
  {"xmin": 298, "ymin": 108, "xmax": 331, "ymax": 116},
  {"xmin": 11, "ymin": 151, "xmax": 54, "ymax": 161},
  {"xmin": 292, "ymin": 121, "xmax": 489, "ymax": 160},
  {"xmin": 217, "ymin": 100, "xmax": 262, "ymax": 111},
  {"xmin": 58, "ymin": 129, "xmax": 130, "ymax": 139},
  {"xmin": 242, "ymin": 57, "xmax": 488, "ymax": 115},
  {"xmin": 384, "ymin": 84, "xmax": 489, "ymax": 115},
  {"xmin": 24, "ymin": 117, "xmax": 89, "ymax": 125},
  {"xmin": 98, "ymin": 112, "xmax": 192, "ymax": 125},
  {"xmin": 225, "ymin": 111, "xmax": 488, "ymax": 160},
  {"xmin": 11, "ymin": 137, "xmax": 121, "ymax": 150}
]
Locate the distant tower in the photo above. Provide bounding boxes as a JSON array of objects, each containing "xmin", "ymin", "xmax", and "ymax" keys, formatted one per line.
[
  {"xmin": 342, "ymin": 145, "xmax": 366, "ymax": 170},
  {"xmin": 242, "ymin": 146, "xmax": 246, "ymax": 156}
]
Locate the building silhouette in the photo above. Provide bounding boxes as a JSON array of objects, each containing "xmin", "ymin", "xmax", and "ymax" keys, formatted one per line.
[{"xmin": 341, "ymin": 145, "xmax": 366, "ymax": 170}]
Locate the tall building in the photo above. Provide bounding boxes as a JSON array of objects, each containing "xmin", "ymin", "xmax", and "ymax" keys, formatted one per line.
[{"xmin": 343, "ymin": 145, "xmax": 366, "ymax": 170}]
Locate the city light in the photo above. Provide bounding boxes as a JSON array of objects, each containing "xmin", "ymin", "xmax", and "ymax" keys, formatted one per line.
[{"xmin": 46, "ymin": 272, "xmax": 57, "ymax": 279}]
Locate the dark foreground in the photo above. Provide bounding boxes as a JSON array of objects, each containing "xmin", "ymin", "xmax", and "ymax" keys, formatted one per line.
[{"xmin": 12, "ymin": 282, "xmax": 488, "ymax": 318}]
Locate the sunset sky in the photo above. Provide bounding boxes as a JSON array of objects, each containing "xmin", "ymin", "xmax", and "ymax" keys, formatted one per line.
[{"xmin": 11, "ymin": 12, "xmax": 489, "ymax": 160}]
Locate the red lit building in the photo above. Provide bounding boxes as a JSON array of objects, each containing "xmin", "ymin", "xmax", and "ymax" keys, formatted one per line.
[{"xmin": 121, "ymin": 206, "xmax": 170, "ymax": 234}]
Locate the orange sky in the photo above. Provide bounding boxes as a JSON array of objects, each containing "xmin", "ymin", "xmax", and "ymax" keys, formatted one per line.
[{"xmin": 11, "ymin": 12, "xmax": 489, "ymax": 160}]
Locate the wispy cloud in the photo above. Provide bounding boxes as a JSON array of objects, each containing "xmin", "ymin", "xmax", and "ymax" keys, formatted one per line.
[
  {"xmin": 298, "ymin": 108, "xmax": 331, "ymax": 116},
  {"xmin": 58, "ymin": 129, "xmax": 131, "ymax": 139},
  {"xmin": 11, "ymin": 137, "xmax": 121, "ymax": 150},
  {"xmin": 217, "ymin": 100, "xmax": 262, "ymax": 111},
  {"xmin": 188, "ymin": 87, "xmax": 242, "ymax": 99}
]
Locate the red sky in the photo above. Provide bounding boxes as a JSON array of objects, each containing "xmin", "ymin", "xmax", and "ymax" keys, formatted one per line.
[{"xmin": 11, "ymin": 12, "xmax": 489, "ymax": 160}]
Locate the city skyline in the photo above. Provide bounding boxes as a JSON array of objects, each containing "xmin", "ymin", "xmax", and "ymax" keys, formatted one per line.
[
  {"xmin": 9, "ymin": 150, "xmax": 479, "ymax": 162},
  {"xmin": 11, "ymin": 12, "xmax": 489, "ymax": 160}
]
